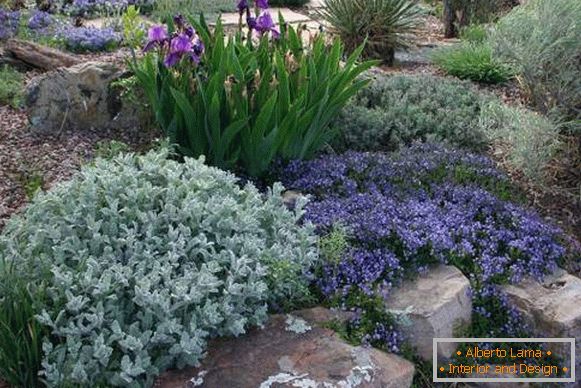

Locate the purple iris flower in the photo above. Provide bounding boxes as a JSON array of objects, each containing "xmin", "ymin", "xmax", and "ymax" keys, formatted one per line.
[
  {"xmin": 246, "ymin": 15, "xmax": 257, "ymax": 30},
  {"xmin": 256, "ymin": 0, "xmax": 269, "ymax": 9},
  {"xmin": 191, "ymin": 38, "xmax": 205, "ymax": 64},
  {"xmin": 164, "ymin": 33, "xmax": 193, "ymax": 67},
  {"xmin": 256, "ymin": 11, "xmax": 279, "ymax": 38},
  {"xmin": 143, "ymin": 24, "xmax": 168, "ymax": 52},
  {"xmin": 173, "ymin": 14, "xmax": 185, "ymax": 29},
  {"xmin": 184, "ymin": 26, "xmax": 195, "ymax": 38},
  {"xmin": 237, "ymin": 0, "xmax": 248, "ymax": 14}
]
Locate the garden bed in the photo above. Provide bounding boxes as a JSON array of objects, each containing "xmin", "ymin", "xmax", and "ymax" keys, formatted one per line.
[{"xmin": 0, "ymin": 0, "xmax": 580, "ymax": 387}]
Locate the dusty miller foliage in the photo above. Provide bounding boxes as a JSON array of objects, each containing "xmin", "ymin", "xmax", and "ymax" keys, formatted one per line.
[{"xmin": 0, "ymin": 148, "xmax": 318, "ymax": 387}]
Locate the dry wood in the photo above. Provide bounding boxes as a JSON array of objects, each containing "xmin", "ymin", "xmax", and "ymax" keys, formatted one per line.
[{"xmin": 1, "ymin": 39, "xmax": 79, "ymax": 71}]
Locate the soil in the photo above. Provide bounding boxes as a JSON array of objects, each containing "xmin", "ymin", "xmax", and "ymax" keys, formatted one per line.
[{"xmin": 0, "ymin": 104, "xmax": 159, "ymax": 230}]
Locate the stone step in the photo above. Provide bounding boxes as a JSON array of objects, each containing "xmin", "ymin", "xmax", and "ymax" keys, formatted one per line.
[
  {"xmin": 156, "ymin": 307, "xmax": 415, "ymax": 388},
  {"xmin": 502, "ymin": 269, "xmax": 581, "ymax": 382},
  {"xmin": 306, "ymin": 0, "xmax": 326, "ymax": 9},
  {"xmin": 384, "ymin": 265, "xmax": 472, "ymax": 361}
]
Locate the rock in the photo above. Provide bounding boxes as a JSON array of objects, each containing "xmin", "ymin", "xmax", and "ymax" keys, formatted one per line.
[
  {"xmin": 282, "ymin": 190, "xmax": 303, "ymax": 210},
  {"xmin": 502, "ymin": 269, "xmax": 581, "ymax": 381},
  {"xmin": 384, "ymin": 265, "xmax": 472, "ymax": 361},
  {"xmin": 26, "ymin": 61, "xmax": 149, "ymax": 134},
  {"xmin": 156, "ymin": 307, "xmax": 415, "ymax": 388},
  {"xmin": 306, "ymin": 0, "xmax": 326, "ymax": 9}
]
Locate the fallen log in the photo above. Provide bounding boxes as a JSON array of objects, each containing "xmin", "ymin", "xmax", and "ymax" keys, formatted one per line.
[{"xmin": 1, "ymin": 39, "xmax": 80, "ymax": 71}]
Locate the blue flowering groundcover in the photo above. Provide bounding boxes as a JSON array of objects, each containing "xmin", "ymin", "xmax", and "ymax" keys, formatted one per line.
[{"xmin": 278, "ymin": 142, "xmax": 569, "ymax": 351}]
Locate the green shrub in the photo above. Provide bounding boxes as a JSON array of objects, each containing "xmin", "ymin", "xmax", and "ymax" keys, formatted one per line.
[
  {"xmin": 334, "ymin": 73, "xmax": 488, "ymax": 152},
  {"xmin": 317, "ymin": 0, "xmax": 422, "ymax": 65},
  {"xmin": 479, "ymin": 100, "xmax": 561, "ymax": 180},
  {"xmin": 459, "ymin": 23, "xmax": 487, "ymax": 42},
  {"xmin": 490, "ymin": 0, "xmax": 581, "ymax": 125},
  {"xmin": 121, "ymin": 5, "xmax": 146, "ymax": 53},
  {"xmin": 93, "ymin": 139, "xmax": 130, "ymax": 160},
  {"xmin": 0, "ymin": 148, "xmax": 318, "ymax": 387},
  {"xmin": 0, "ymin": 65, "xmax": 23, "ymax": 108},
  {"xmin": 431, "ymin": 41, "xmax": 512, "ymax": 84},
  {"xmin": 133, "ymin": 14, "xmax": 374, "ymax": 178}
]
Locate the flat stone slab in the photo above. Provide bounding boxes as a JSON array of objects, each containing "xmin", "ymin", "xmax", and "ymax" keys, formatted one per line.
[
  {"xmin": 503, "ymin": 269, "xmax": 581, "ymax": 381},
  {"xmin": 306, "ymin": 0, "xmax": 326, "ymax": 8},
  {"xmin": 220, "ymin": 8, "xmax": 312, "ymax": 26},
  {"xmin": 156, "ymin": 307, "xmax": 415, "ymax": 388},
  {"xmin": 385, "ymin": 265, "xmax": 472, "ymax": 360}
]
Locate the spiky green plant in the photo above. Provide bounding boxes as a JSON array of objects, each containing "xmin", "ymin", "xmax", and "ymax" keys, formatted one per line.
[
  {"xmin": 317, "ymin": 0, "xmax": 422, "ymax": 65},
  {"xmin": 0, "ymin": 270, "xmax": 48, "ymax": 388}
]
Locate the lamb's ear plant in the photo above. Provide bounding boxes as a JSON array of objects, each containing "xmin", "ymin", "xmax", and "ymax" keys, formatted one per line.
[
  {"xmin": 131, "ymin": 5, "xmax": 376, "ymax": 177},
  {"xmin": 0, "ymin": 147, "xmax": 319, "ymax": 386}
]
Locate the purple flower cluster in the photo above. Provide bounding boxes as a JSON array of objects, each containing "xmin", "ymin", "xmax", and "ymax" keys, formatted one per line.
[
  {"xmin": 279, "ymin": 142, "xmax": 566, "ymax": 347},
  {"xmin": 28, "ymin": 10, "xmax": 53, "ymax": 30},
  {"xmin": 143, "ymin": 15, "xmax": 204, "ymax": 68},
  {"xmin": 237, "ymin": 0, "xmax": 280, "ymax": 39},
  {"xmin": 362, "ymin": 322, "xmax": 404, "ymax": 353},
  {"xmin": 58, "ymin": 25, "xmax": 121, "ymax": 52},
  {"xmin": 0, "ymin": 8, "xmax": 20, "ymax": 40},
  {"xmin": 471, "ymin": 283, "xmax": 527, "ymax": 337},
  {"xmin": 63, "ymin": 0, "xmax": 153, "ymax": 17},
  {"xmin": 283, "ymin": 143, "xmax": 564, "ymax": 293}
]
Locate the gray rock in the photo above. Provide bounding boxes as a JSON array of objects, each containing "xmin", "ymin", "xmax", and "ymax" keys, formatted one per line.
[
  {"xmin": 282, "ymin": 190, "xmax": 303, "ymax": 210},
  {"xmin": 502, "ymin": 269, "xmax": 581, "ymax": 381},
  {"xmin": 385, "ymin": 265, "xmax": 472, "ymax": 360},
  {"xmin": 26, "ymin": 61, "xmax": 149, "ymax": 134},
  {"xmin": 156, "ymin": 307, "xmax": 415, "ymax": 388}
]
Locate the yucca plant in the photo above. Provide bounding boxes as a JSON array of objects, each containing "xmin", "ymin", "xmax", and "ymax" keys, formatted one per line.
[
  {"xmin": 317, "ymin": 0, "xmax": 421, "ymax": 65},
  {"xmin": 132, "ymin": 6, "xmax": 375, "ymax": 177}
]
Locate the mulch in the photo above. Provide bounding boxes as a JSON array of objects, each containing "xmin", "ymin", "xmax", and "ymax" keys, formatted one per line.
[{"xmin": 0, "ymin": 104, "xmax": 158, "ymax": 231}]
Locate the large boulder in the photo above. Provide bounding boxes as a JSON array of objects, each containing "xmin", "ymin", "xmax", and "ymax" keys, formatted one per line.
[
  {"xmin": 26, "ymin": 61, "xmax": 149, "ymax": 133},
  {"xmin": 502, "ymin": 269, "xmax": 581, "ymax": 381},
  {"xmin": 384, "ymin": 265, "xmax": 472, "ymax": 360},
  {"xmin": 155, "ymin": 307, "xmax": 415, "ymax": 388}
]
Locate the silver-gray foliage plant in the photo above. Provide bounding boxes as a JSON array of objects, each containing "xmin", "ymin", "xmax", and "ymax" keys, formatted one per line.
[{"xmin": 0, "ymin": 148, "xmax": 318, "ymax": 387}]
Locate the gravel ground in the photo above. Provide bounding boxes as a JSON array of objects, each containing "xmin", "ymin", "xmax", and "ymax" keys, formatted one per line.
[{"xmin": 0, "ymin": 104, "xmax": 158, "ymax": 230}]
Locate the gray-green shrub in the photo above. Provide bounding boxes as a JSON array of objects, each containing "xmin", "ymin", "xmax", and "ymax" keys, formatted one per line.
[
  {"xmin": 479, "ymin": 100, "xmax": 561, "ymax": 180},
  {"xmin": 333, "ymin": 73, "xmax": 488, "ymax": 151},
  {"xmin": 0, "ymin": 148, "xmax": 318, "ymax": 387},
  {"xmin": 490, "ymin": 0, "xmax": 581, "ymax": 125}
]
